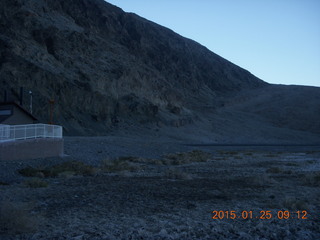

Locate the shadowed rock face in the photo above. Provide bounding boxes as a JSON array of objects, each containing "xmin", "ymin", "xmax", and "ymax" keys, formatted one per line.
[
  {"xmin": 1, "ymin": 0, "xmax": 319, "ymax": 142},
  {"xmin": 0, "ymin": 0, "xmax": 267, "ymax": 135}
]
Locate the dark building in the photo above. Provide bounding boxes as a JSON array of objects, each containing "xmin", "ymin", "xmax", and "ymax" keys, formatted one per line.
[
  {"xmin": 0, "ymin": 102, "xmax": 38, "ymax": 125},
  {"xmin": 0, "ymin": 102, "xmax": 63, "ymax": 161}
]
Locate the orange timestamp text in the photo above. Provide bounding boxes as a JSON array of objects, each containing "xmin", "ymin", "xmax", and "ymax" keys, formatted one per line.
[{"xmin": 212, "ymin": 210, "xmax": 308, "ymax": 220}]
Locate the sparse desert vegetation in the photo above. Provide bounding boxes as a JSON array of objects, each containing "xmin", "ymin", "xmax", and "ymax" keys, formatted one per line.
[
  {"xmin": 301, "ymin": 171, "xmax": 320, "ymax": 186},
  {"xmin": 218, "ymin": 150, "xmax": 239, "ymax": 155},
  {"xmin": 100, "ymin": 150, "xmax": 212, "ymax": 174},
  {"xmin": 18, "ymin": 160, "xmax": 97, "ymax": 178},
  {"xmin": 264, "ymin": 153, "xmax": 278, "ymax": 158},
  {"xmin": 23, "ymin": 178, "xmax": 48, "ymax": 188},
  {"xmin": 164, "ymin": 168, "xmax": 193, "ymax": 180},
  {"xmin": 1, "ymin": 143, "xmax": 319, "ymax": 239},
  {"xmin": 101, "ymin": 157, "xmax": 143, "ymax": 172},
  {"xmin": 162, "ymin": 150, "xmax": 212, "ymax": 165},
  {"xmin": 1, "ymin": 0, "xmax": 319, "ymax": 238},
  {"xmin": 266, "ymin": 167, "xmax": 282, "ymax": 174},
  {"xmin": 285, "ymin": 162, "xmax": 300, "ymax": 167},
  {"xmin": 282, "ymin": 197, "xmax": 310, "ymax": 211}
]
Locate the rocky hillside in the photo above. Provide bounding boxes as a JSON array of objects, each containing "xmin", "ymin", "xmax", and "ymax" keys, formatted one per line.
[
  {"xmin": 0, "ymin": 0, "xmax": 267, "ymax": 135},
  {"xmin": 1, "ymin": 0, "xmax": 319, "ymax": 143}
]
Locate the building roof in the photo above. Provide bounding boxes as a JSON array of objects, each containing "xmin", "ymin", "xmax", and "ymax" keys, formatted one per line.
[{"xmin": 0, "ymin": 102, "xmax": 38, "ymax": 123}]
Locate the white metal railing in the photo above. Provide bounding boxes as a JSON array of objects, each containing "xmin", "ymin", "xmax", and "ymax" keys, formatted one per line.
[
  {"xmin": 0, "ymin": 124, "xmax": 63, "ymax": 142},
  {"xmin": 0, "ymin": 124, "xmax": 10, "ymax": 140}
]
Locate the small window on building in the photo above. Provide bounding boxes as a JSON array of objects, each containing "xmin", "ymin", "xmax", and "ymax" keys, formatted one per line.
[{"xmin": 0, "ymin": 110, "xmax": 12, "ymax": 116}]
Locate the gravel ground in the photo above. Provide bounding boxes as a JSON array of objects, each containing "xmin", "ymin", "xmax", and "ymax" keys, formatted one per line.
[{"xmin": 0, "ymin": 136, "xmax": 319, "ymax": 239}]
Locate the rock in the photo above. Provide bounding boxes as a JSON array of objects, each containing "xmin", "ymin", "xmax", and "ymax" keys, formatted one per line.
[
  {"xmin": 0, "ymin": 0, "xmax": 265, "ymax": 135},
  {"xmin": 0, "ymin": 0, "xmax": 319, "ymax": 144},
  {"xmin": 158, "ymin": 229, "xmax": 168, "ymax": 237}
]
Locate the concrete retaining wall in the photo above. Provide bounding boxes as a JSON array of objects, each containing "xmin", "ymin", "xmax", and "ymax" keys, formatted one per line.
[{"xmin": 0, "ymin": 138, "xmax": 64, "ymax": 161}]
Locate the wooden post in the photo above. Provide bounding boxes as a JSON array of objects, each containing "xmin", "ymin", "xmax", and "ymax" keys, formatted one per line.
[{"xmin": 49, "ymin": 99, "xmax": 55, "ymax": 124}]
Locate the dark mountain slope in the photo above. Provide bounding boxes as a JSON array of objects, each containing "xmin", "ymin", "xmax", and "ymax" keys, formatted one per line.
[
  {"xmin": 0, "ymin": 0, "xmax": 266, "ymax": 135},
  {"xmin": 222, "ymin": 85, "xmax": 320, "ymax": 135}
]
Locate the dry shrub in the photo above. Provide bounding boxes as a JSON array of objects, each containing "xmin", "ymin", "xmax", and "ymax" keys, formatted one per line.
[
  {"xmin": 150, "ymin": 159, "xmax": 167, "ymax": 165},
  {"xmin": 163, "ymin": 150, "xmax": 211, "ymax": 165},
  {"xmin": 165, "ymin": 168, "xmax": 193, "ymax": 180},
  {"xmin": 101, "ymin": 151, "xmax": 212, "ymax": 172},
  {"xmin": 251, "ymin": 174, "xmax": 277, "ymax": 186},
  {"xmin": 283, "ymin": 170, "xmax": 293, "ymax": 174},
  {"xmin": 285, "ymin": 162, "xmax": 299, "ymax": 167},
  {"xmin": 101, "ymin": 158, "xmax": 142, "ymax": 172},
  {"xmin": 18, "ymin": 166, "xmax": 46, "ymax": 177},
  {"xmin": 0, "ymin": 201, "xmax": 40, "ymax": 234},
  {"xmin": 117, "ymin": 156, "xmax": 144, "ymax": 163},
  {"xmin": 264, "ymin": 153, "xmax": 278, "ymax": 158},
  {"xmin": 18, "ymin": 161, "xmax": 97, "ymax": 178},
  {"xmin": 302, "ymin": 171, "xmax": 320, "ymax": 186},
  {"xmin": 266, "ymin": 167, "xmax": 282, "ymax": 174},
  {"xmin": 47, "ymin": 161, "xmax": 97, "ymax": 176},
  {"xmin": 244, "ymin": 152, "xmax": 254, "ymax": 156},
  {"xmin": 218, "ymin": 151, "xmax": 239, "ymax": 155},
  {"xmin": 57, "ymin": 171, "xmax": 76, "ymax": 178},
  {"xmin": 212, "ymin": 157, "xmax": 228, "ymax": 161},
  {"xmin": 306, "ymin": 151, "xmax": 320, "ymax": 154},
  {"xmin": 282, "ymin": 197, "xmax": 309, "ymax": 210},
  {"xmin": 117, "ymin": 156, "xmax": 161, "ymax": 165},
  {"xmin": 306, "ymin": 160, "xmax": 316, "ymax": 164},
  {"xmin": 24, "ymin": 178, "xmax": 48, "ymax": 188}
]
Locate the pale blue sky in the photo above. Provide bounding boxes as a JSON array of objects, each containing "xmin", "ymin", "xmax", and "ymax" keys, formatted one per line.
[{"xmin": 106, "ymin": 0, "xmax": 320, "ymax": 87}]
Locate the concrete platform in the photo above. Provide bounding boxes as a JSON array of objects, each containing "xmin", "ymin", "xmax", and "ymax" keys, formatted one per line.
[{"xmin": 0, "ymin": 138, "xmax": 64, "ymax": 161}]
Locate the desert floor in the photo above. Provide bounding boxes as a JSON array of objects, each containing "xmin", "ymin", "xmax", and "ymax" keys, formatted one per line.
[{"xmin": 0, "ymin": 136, "xmax": 319, "ymax": 239}]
